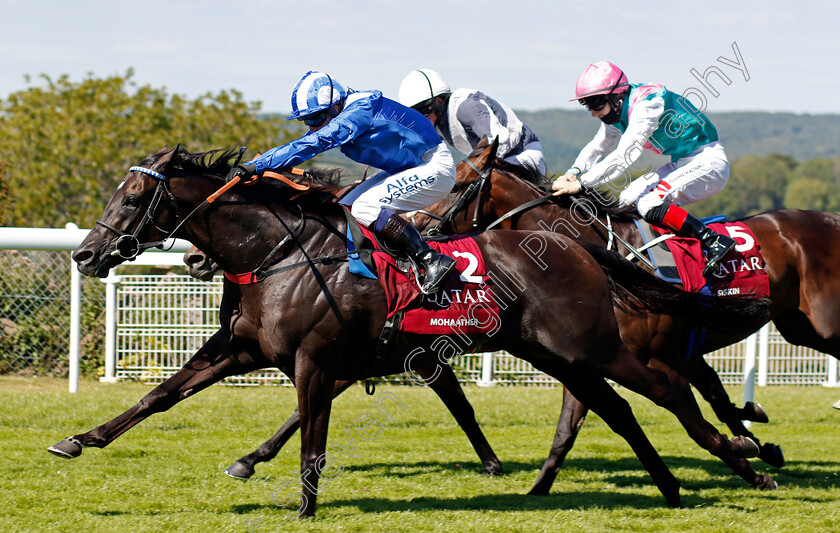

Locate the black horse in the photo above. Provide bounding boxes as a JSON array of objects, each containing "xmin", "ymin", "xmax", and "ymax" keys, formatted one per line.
[
  {"xmin": 182, "ymin": 244, "xmax": 503, "ymax": 478},
  {"xmin": 54, "ymin": 146, "xmax": 771, "ymax": 516}
]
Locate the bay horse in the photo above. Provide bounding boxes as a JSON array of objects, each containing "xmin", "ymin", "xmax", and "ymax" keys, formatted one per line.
[
  {"xmin": 54, "ymin": 146, "xmax": 772, "ymax": 516},
  {"xmin": 411, "ymin": 138, "xmax": 840, "ymax": 494}
]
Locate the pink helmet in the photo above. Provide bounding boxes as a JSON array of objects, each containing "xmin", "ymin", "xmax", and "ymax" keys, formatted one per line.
[{"xmin": 570, "ymin": 61, "xmax": 629, "ymax": 101}]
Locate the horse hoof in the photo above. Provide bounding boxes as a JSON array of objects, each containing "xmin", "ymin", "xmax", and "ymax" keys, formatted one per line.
[
  {"xmin": 481, "ymin": 459, "xmax": 503, "ymax": 476},
  {"xmin": 224, "ymin": 461, "xmax": 255, "ymax": 480},
  {"xmin": 757, "ymin": 474, "xmax": 778, "ymax": 490},
  {"xmin": 47, "ymin": 437, "xmax": 83, "ymax": 458},
  {"xmin": 662, "ymin": 483, "xmax": 682, "ymax": 508},
  {"xmin": 526, "ymin": 477, "xmax": 549, "ymax": 496},
  {"xmin": 759, "ymin": 443, "xmax": 785, "ymax": 469},
  {"xmin": 731, "ymin": 435, "xmax": 760, "ymax": 458},
  {"xmin": 743, "ymin": 401, "xmax": 769, "ymax": 423}
]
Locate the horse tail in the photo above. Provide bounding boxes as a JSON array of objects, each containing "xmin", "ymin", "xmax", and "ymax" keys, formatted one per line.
[{"xmin": 580, "ymin": 242, "xmax": 771, "ymax": 330}]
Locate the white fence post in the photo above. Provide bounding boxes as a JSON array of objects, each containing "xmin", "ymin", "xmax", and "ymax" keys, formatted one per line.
[
  {"xmin": 757, "ymin": 324, "xmax": 770, "ymax": 387},
  {"xmin": 742, "ymin": 331, "xmax": 758, "ymax": 428},
  {"xmin": 477, "ymin": 352, "xmax": 495, "ymax": 387},
  {"xmin": 100, "ymin": 270, "xmax": 120, "ymax": 383},
  {"xmin": 825, "ymin": 356, "xmax": 839, "ymax": 388},
  {"xmin": 67, "ymin": 223, "xmax": 81, "ymax": 394}
]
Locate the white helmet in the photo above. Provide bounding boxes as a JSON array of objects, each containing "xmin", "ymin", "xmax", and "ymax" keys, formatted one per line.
[{"xmin": 398, "ymin": 69, "xmax": 451, "ymax": 108}]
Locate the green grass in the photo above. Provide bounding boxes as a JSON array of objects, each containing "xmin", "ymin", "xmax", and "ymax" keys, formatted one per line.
[{"xmin": 1, "ymin": 376, "xmax": 839, "ymax": 532}]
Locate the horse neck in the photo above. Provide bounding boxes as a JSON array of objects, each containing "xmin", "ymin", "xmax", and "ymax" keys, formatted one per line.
[
  {"xmin": 173, "ymin": 179, "xmax": 346, "ymax": 275},
  {"xmin": 488, "ymin": 172, "xmax": 637, "ymax": 246}
]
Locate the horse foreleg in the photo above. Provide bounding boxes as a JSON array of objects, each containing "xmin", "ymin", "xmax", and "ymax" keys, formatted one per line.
[
  {"xmin": 528, "ymin": 386, "xmax": 589, "ymax": 495},
  {"xmin": 419, "ymin": 364, "xmax": 502, "ymax": 475},
  {"xmin": 683, "ymin": 356, "xmax": 784, "ymax": 469},
  {"xmin": 561, "ymin": 365, "xmax": 681, "ymax": 508},
  {"xmin": 225, "ymin": 379, "xmax": 356, "ymax": 480},
  {"xmin": 604, "ymin": 347, "xmax": 777, "ymax": 490},
  {"xmin": 293, "ymin": 361, "xmax": 335, "ymax": 519},
  {"xmin": 48, "ymin": 329, "xmax": 260, "ymax": 458}
]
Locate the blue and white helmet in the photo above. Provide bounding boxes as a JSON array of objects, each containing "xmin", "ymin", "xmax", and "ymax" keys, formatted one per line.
[{"xmin": 287, "ymin": 71, "xmax": 347, "ymax": 120}]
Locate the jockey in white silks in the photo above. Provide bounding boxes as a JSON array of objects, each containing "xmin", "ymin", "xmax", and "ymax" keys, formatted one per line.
[{"xmin": 399, "ymin": 68, "xmax": 547, "ymax": 177}]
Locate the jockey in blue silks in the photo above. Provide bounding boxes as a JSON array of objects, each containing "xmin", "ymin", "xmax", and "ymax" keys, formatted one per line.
[{"xmin": 227, "ymin": 71, "xmax": 457, "ymax": 295}]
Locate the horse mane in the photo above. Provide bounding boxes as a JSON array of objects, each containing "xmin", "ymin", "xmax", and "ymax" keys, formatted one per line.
[
  {"xmin": 552, "ymin": 191, "xmax": 640, "ymax": 222},
  {"xmin": 494, "ymin": 157, "xmax": 552, "ymax": 190},
  {"xmin": 151, "ymin": 146, "xmax": 345, "ymax": 210}
]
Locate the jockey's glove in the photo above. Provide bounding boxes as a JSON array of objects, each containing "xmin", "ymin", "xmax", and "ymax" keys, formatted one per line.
[{"xmin": 226, "ymin": 163, "xmax": 257, "ymax": 183}]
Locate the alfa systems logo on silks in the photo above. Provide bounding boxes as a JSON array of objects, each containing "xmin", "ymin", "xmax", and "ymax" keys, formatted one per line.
[
  {"xmin": 369, "ymin": 234, "xmax": 501, "ymax": 336},
  {"xmin": 378, "ymin": 174, "xmax": 437, "ymax": 205}
]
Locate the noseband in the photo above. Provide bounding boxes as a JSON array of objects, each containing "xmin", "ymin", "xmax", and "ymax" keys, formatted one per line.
[{"xmin": 95, "ymin": 166, "xmax": 184, "ymax": 260}]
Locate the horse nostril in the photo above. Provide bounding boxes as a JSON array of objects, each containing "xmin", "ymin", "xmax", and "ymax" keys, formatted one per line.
[{"xmin": 73, "ymin": 250, "xmax": 92, "ymax": 264}]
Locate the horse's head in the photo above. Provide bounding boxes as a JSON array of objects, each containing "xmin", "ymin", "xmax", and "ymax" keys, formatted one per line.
[
  {"xmin": 74, "ymin": 144, "xmax": 346, "ymax": 278},
  {"xmin": 183, "ymin": 245, "xmax": 220, "ymax": 281},
  {"xmin": 73, "ymin": 146, "xmax": 184, "ymax": 277},
  {"xmin": 411, "ymin": 137, "xmax": 501, "ymax": 235}
]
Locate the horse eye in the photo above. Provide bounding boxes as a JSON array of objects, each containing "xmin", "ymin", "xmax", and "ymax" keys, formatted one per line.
[
  {"xmin": 125, "ymin": 196, "xmax": 140, "ymax": 208},
  {"xmin": 450, "ymin": 185, "xmax": 459, "ymax": 193}
]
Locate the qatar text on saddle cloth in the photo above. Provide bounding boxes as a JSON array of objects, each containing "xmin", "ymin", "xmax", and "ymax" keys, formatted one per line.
[
  {"xmin": 359, "ymin": 226, "xmax": 501, "ymax": 335},
  {"xmin": 659, "ymin": 220, "xmax": 770, "ymax": 298}
]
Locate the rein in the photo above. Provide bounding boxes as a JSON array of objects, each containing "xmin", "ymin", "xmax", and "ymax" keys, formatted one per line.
[
  {"xmin": 97, "ymin": 164, "xmax": 313, "ymax": 263},
  {"xmin": 95, "ymin": 167, "xmax": 182, "ymax": 259},
  {"xmin": 102, "ymin": 160, "xmax": 366, "ymax": 285},
  {"xmin": 423, "ymin": 162, "xmax": 657, "ymax": 269}
]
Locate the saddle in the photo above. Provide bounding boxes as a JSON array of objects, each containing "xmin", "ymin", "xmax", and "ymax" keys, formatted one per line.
[
  {"xmin": 343, "ymin": 208, "xmax": 501, "ymax": 357},
  {"xmin": 630, "ymin": 217, "xmax": 769, "ymax": 298}
]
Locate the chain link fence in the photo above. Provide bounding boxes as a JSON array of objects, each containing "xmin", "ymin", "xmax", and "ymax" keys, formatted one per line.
[
  {"xmin": 0, "ymin": 249, "xmax": 105, "ymax": 376},
  {"xmin": 2, "ymin": 252, "xmax": 838, "ymax": 388}
]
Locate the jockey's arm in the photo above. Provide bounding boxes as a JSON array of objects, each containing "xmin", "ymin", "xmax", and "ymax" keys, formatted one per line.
[
  {"xmin": 578, "ymin": 95, "xmax": 664, "ymax": 189},
  {"xmin": 248, "ymin": 98, "xmax": 374, "ymax": 174},
  {"xmin": 568, "ymin": 123, "xmax": 621, "ymax": 178},
  {"xmin": 455, "ymin": 94, "xmax": 520, "ymax": 159}
]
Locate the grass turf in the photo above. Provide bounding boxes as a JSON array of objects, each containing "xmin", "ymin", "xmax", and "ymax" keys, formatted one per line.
[{"xmin": 1, "ymin": 376, "xmax": 838, "ymax": 532}]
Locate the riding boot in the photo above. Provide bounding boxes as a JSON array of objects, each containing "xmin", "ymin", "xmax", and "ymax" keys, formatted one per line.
[
  {"xmin": 373, "ymin": 210, "xmax": 457, "ymax": 295},
  {"xmin": 646, "ymin": 203, "xmax": 736, "ymax": 276}
]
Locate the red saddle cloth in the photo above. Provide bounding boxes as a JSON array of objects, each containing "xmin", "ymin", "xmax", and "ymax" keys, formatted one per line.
[
  {"xmin": 359, "ymin": 226, "xmax": 500, "ymax": 335},
  {"xmin": 659, "ymin": 221, "xmax": 770, "ymax": 298}
]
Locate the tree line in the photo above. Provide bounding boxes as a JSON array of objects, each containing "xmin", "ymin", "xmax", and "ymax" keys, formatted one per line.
[
  {"xmin": 0, "ymin": 70, "xmax": 299, "ymax": 228},
  {"xmin": 1, "ymin": 72, "xmax": 838, "ymax": 228},
  {"xmin": 690, "ymin": 153, "xmax": 840, "ymax": 218}
]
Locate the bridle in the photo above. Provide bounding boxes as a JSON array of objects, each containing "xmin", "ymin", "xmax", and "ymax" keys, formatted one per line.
[
  {"xmin": 424, "ymin": 157, "xmax": 493, "ymax": 236},
  {"xmin": 95, "ymin": 166, "xmax": 184, "ymax": 260},
  {"xmin": 95, "ymin": 157, "xmax": 359, "ymax": 282},
  {"xmin": 419, "ymin": 159, "xmax": 658, "ymax": 269}
]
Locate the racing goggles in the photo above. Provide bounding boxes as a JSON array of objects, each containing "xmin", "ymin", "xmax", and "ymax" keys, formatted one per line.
[
  {"xmin": 299, "ymin": 109, "xmax": 330, "ymax": 127},
  {"xmin": 412, "ymin": 98, "xmax": 436, "ymax": 117},
  {"xmin": 579, "ymin": 95, "xmax": 609, "ymax": 112}
]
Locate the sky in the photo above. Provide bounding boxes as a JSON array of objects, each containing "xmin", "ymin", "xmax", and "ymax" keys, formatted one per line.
[{"xmin": 1, "ymin": 0, "xmax": 838, "ymax": 116}]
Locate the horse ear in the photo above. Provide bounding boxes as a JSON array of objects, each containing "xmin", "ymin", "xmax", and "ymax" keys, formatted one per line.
[
  {"xmin": 473, "ymin": 135, "xmax": 499, "ymax": 170},
  {"xmin": 152, "ymin": 144, "xmax": 180, "ymax": 171},
  {"xmin": 489, "ymin": 136, "xmax": 500, "ymax": 159}
]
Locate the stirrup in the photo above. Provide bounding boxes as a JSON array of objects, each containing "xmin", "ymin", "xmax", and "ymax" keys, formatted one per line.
[
  {"xmin": 701, "ymin": 235, "xmax": 736, "ymax": 276},
  {"xmin": 419, "ymin": 254, "xmax": 457, "ymax": 295}
]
